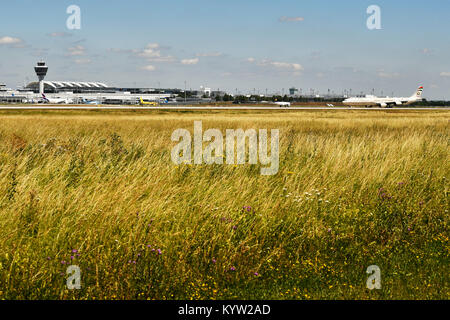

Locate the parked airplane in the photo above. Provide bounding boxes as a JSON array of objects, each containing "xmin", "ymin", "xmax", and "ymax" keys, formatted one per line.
[
  {"xmin": 274, "ymin": 101, "xmax": 291, "ymax": 107},
  {"xmin": 343, "ymin": 86, "xmax": 423, "ymax": 108},
  {"xmin": 80, "ymin": 98, "xmax": 100, "ymax": 105},
  {"xmin": 41, "ymin": 94, "xmax": 73, "ymax": 104},
  {"xmin": 139, "ymin": 97, "xmax": 158, "ymax": 106}
]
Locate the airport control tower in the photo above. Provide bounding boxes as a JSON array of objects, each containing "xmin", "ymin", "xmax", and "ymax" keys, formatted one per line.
[{"xmin": 34, "ymin": 61, "xmax": 48, "ymax": 95}]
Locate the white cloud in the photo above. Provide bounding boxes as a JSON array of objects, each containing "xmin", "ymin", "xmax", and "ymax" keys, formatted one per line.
[
  {"xmin": 146, "ymin": 43, "xmax": 160, "ymax": 49},
  {"xmin": 138, "ymin": 44, "xmax": 161, "ymax": 59},
  {"xmin": 255, "ymin": 59, "xmax": 303, "ymax": 71},
  {"xmin": 247, "ymin": 58, "xmax": 303, "ymax": 73},
  {"xmin": 74, "ymin": 59, "xmax": 91, "ymax": 64},
  {"xmin": 440, "ymin": 72, "xmax": 450, "ymax": 77},
  {"xmin": 66, "ymin": 45, "xmax": 85, "ymax": 56},
  {"xmin": 377, "ymin": 71, "xmax": 400, "ymax": 79},
  {"xmin": 135, "ymin": 43, "xmax": 176, "ymax": 62},
  {"xmin": 196, "ymin": 52, "xmax": 222, "ymax": 57},
  {"xmin": 270, "ymin": 61, "xmax": 303, "ymax": 71},
  {"xmin": 279, "ymin": 16, "xmax": 304, "ymax": 23},
  {"xmin": 0, "ymin": 36, "xmax": 23, "ymax": 45},
  {"xmin": 48, "ymin": 32, "xmax": 72, "ymax": 38},
  {"xmin": 142, "ymin": 65, "xmax": 156, "ymax": 71},
  {"xmin": 181, "ymin": 58, "xmax": 199, "ymax": 65}
]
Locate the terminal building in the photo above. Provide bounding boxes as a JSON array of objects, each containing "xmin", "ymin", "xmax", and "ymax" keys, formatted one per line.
[{"xmin": 1, "ymin": 60, "xmax": 215, "ymax": 104}]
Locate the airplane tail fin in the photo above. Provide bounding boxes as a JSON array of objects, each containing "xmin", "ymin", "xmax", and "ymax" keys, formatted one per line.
[{"xmin": 411, "ymin": 86, "xmax": 423, "ymax": 99}]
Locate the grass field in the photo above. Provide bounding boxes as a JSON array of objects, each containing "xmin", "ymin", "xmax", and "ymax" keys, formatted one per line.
[{"xmin": 0, "ymin": 109, "xmax": 448, "ymax": 300}]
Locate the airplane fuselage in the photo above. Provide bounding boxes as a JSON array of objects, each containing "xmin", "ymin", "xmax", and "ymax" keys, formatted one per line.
[{"xmin": 343, "ymin": 86, "xmax": 424, "ymax": 108}]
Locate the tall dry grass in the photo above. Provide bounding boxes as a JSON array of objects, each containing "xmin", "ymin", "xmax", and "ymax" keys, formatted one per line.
[{"xmin": 0, "ymin": 110, "xmax": 448, "ymax": 299}]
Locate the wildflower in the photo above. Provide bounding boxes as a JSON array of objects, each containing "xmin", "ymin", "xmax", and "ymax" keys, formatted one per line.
[
  {"xmin": 72, "ymin": 249, "xmax": 78, "ymax": 254},
  {"xmin": 212, "ymin": 259, "xmax": 217, "ymax": 264},
  {"xmin": 70, "ymin": 256, "xmax": 74, "ymax": 260},
  {"xmin": 47, "ymin": 257, "xmax": 51, "ymax": 260},
  {"xmin": 230, "ymin": 267, "xmax": 236, "ymax": 271},
  {"xmin": 61, "ymin": 260, "xmax": 66, "ymax": 264},
  {"xmin": 147, "ymin": 244, "xmax": 152, "ymax": 248},
  {"xmin": 232, "ymin": 225, "xmax": 237, "ymax": 230},
  {"xmin": 327, "ymin": 228, "xmax": 332, "ymax": 233},
  {"xmin": 156, "ymin": 249, "xmax": 162, "ymax": 255},
  {"xmin": 254, "ymin": 272, "xmax": 259, "ymax": 276}
]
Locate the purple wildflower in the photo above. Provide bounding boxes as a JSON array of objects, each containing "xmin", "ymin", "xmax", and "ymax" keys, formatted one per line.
[
  {"xmin": 232, "ymin": 225, "xmax": 237, "ymax": 230},
  {"xmin": 230, "ymin": 266, "xmax": 236, "ymax": 271},
  {"xmin": 156, "ymin": 249, "xmax": 162, "ymax": 255},
  {"xmin": 212, "ymin": 259, "xmax": 217, "ymax": 264},
  {"xmin": 72, "ymin": 249, "xmax": 78, "ymax": 254},
  {"xmin": 254, "ymin": 272, "xmax": 259, "ymax": 276}
]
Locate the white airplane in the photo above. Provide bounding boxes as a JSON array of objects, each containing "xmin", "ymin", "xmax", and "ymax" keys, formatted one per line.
[
  {"xmin": 80, "ymin": 98, "xmax": 100, "ymax": 105},
  {"xmin": 41, "ymin": 93, "xmax": 73, "ymax": 104},
  {"xmin": 343, "ymin": 86, "xmax": 423, "ymax": 108},
  {"xmin": 274, "ymin": 101, "xmax": 291, "ymax": 107}
]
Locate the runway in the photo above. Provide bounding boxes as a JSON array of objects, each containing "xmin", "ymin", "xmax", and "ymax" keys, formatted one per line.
[{"xmin": 0, "ymin": 105, "xmax": 448, "ymax": 111}]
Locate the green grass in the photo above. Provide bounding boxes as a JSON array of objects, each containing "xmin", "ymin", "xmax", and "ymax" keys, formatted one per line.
[{"xmin": 0, "ymin": 109, "xmax": 448, "ymax": 300}]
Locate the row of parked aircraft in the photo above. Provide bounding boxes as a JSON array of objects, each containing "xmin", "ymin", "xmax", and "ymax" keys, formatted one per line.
[
  {"xmin": 21, "ymin": 86, "xmax": 425, "ymax": 108},
  {"xmin": 36, "ymin": 94, "xmax": 167, "ymax": 105}
]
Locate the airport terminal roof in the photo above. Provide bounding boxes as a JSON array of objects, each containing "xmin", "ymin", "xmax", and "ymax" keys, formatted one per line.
[{"xmin": 41, "ymin": 81, "xmax": 109, "ymax": 88}]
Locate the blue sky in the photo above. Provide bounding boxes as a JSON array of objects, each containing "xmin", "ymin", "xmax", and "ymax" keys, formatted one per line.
[{"xmin": 1, "ymin": 0, "xmax": 449, "ymax": 98}]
